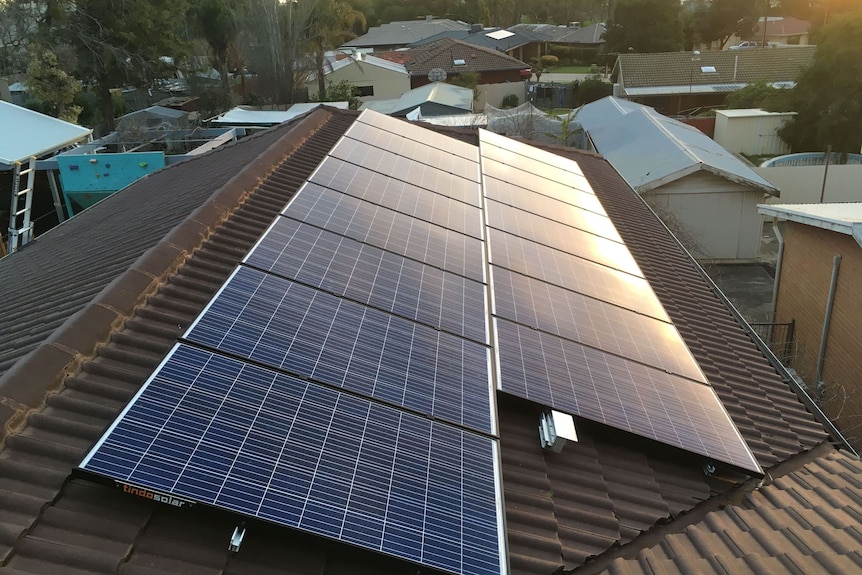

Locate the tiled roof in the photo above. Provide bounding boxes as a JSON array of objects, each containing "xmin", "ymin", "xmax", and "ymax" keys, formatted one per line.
[
  {"xmin": 590, "ymin": 446, "xmax": 862, "ymax": 575},
  {"xmin": 342, "ymin": 18, "xmax": 469, "ymax": 48},
  {"xmin": 0, "ymin": 107, "xmax": 839, "ymax": 575},
  {"xmin": 402, "ymin": 37, "xmax": 529, "ymax": 76},
  {"xmin": 615, "ymin": 47, "xmax": 815, "ymax": 91}
]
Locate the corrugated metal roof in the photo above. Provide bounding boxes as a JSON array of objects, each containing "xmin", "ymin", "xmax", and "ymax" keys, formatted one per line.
[
  {"xmin": 758, "ymin": 202, "xmax": 862, "ymax": 247},
  {"xmin": 0, "ymin": 101, "xmax": 92, "ymax": 165},
  {"xmin": 390, "ymin": 81, "xmax": 473, "ymax": 116},
  {"xmin": 576, "ymin": 97, "xmax": 778, "ymax": 194},
  {"xmin": 212, "ymin": 103, "xmax": 348, "ymax": 126}
]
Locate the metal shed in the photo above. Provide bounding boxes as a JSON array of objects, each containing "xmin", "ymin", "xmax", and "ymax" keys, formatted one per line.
[{"xmin": 714, "ymin": 109, "xmax": 796, "ymax": 156}]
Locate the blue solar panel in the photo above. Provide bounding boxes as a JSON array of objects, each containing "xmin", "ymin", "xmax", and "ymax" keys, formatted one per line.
[
  {"xmin": 309, "ymin": 157, "xmax": 483, "ymax": 237},
  {"xmin": 245, "ymin": 217, "xmax": 487, "ymax": 344},
  {"xmin": 285, "ymin": 183, "xmax": 484, "ymax": 282},
  {"xmin": 186, "ymin": 266, "xmax": 494, "ymax": 434},
  {"xmin": 80, "ymin": 344, "xmax": 503, "ymax": 575},
  {"xmin": 494, "ymin": 318, "xmax": 761, "ymax": 473}
]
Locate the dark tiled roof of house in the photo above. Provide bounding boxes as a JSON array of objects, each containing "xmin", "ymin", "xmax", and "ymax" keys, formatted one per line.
[
  {"xmin": 0, "ymin": 107, "xmax": 844, "ymax": 575},
  {"xmin": 342, "ymin": 18, "xmax": 469, "ymax": 48},
  {"xmin": 615, "ymin": 46, "xmax": 815, "ymax": 90},
  {"xmin": 402, "ymin": 38, "xmax": 529, "ymax": 76}
]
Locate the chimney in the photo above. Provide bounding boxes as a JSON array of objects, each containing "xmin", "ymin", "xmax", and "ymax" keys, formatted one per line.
[
  {"xmin": 470, "ymin": 23, "xmax": 483, "ymax": 33},
  {"xmin": 567, "ymin": 21, "xmax": 581, "ymax": 29},
  {"xmin": 426, "ymin": 15, "xmax": 433, "ymax": 21}
]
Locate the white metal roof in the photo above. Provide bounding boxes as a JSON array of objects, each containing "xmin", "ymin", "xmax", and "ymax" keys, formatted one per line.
[
  {"xmin": 390, "ymin": 82, "xmax": 473, "ymax": 116},
  {"xmin": 0, "ymin": 101, "xmax": 92, "ymax": 165},
  {"xmin": 758, "ymin": 203, "xmax": 862, "ymax": 247},
  {"xmin": 716, "ymin": 109, "xmax": 797, "ymax": 119},
  {"xmin": 319, "ymin": 54, "xmax": 408, "ymax": 78},
  {"xmin": 212, "ymin": 103, "xmax": 349, "ymax": 126},
  {"xmin": 576, "ymin": 96, "xmax": 778, "ymax": 195}
]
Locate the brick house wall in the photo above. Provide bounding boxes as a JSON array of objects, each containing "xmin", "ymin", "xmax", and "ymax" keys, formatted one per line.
[{"xmin": 775, "ymin": 223, "xmax": 862, "ymax": 443}]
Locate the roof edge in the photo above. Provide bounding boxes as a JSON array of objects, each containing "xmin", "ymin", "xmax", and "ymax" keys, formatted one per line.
[
  {"xmin": 0, "ymin": 109, "xmax": 334, "ymax": 442},
  {"xmin": 758, "ymin": 204, "xmax": 862, "ymax": 238}
]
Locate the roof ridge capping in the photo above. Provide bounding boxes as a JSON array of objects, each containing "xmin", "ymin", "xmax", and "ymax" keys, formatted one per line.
[{"xmin": 0, "ymin": 108, "xmax": 335, "ymax": 441}]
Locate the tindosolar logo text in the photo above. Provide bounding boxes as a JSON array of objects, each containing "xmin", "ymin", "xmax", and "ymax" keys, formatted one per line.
[{"xmin": 117, "ymin": 482, "xmax": 194, "ymax": 508}]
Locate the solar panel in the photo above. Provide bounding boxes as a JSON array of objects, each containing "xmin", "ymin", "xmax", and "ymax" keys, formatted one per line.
[
  {"xmin": 186, "ymin": 266, "xmax": 494, "ymax": 434},
  {"xmin": 285, "ymin": 183, "xmax": 484, "ymax": 282},
  {"xmin": 245, "ymin": 217, "xmax": 487, "ymax": 343},
  {"xmin": 494, "ymin": 318, "xmax": 761, "ymax": 473},
  {"xmin": 80, "ymin": 344, "xmax": 504, "ymax": 575},
  {"xmin": 344, "ymin": 121, "xmax": 480, "ymax": 182},
  {"xmin": 480, "ymin": 129, "xmax": 585, "ymax": 176},
  {"xmin": 484, "ymin": 176, "xmax": 620, "ymax": 241},
  {"xmin": 485, "ymin": 199, "xmax": 641, "ymax": 276},
  {"xmin": 492, "ymin": 267, "xmax": 704, "ymax": 381},
  {"xmin": 354, "ymin": 109, "xmax": 479, "ymax": 161},
  {"xmin": 309, "ymin": 157, "xmax": 483, "ymax": 238},
  {"xmin": 484, "ymin": 173, "xmax": 606, "ymax": 217},
  {"xmin": 487, "ymin": 229, "xmax": 669, "ymax": 321}
]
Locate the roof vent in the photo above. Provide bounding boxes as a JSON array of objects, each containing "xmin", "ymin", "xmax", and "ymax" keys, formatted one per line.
[{"xmin": 539, "ymin": 410, "xmax": 578, "ymax": 453}]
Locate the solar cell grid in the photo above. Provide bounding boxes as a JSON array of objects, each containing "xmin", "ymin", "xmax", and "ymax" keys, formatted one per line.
[
  {"xmin": 245, "ymin": 217, "xmax": 487, "ymax": 343},
  {"xmin": 484, "ymin": 176, "xmax": 620, "ymax": 242},
  {"xmin": 481, "ymin": 142, "xmax": 590, "ymax": 189},
  {"xmin": 308, "ymin": 158, "xmax": 482, "ymax": 238},
  {"xmin": 345, "ymin": 121, "xmax": 481, "ymax": 182},
  {"xmin": 480, "ymin": 128, "xmax": 585, "ymax": 177},
  {"xmin": 485, "ymin": 199, "xmax": 641, "ymax": 276},
  {"xmin": 285, "ymin": 183, "xmax": 484, "ymax": 282},
  {"xmin": 494, "ymin": 318, "xmax": 761, "ymax": 473},
  {"xmin": 81, "ymin": 344, "xmax": 503, "ymax": 575},
  {"xmin": 484, "ymin": 174, "xmax": 605, "ymax": 217},
  {"xmin": 492, "ymin": 267, "xmax": 705, "ymax": 381},
  {"xmin": 186, "ymin": 266, "xmax": 494, "ymax": 434},
  {"xmin": 356, "ymin": 110, "xmax": 479, "ymax": 161},
  {"xmin": 487, "ymin": 229, "xmax": 669, "ymax": 321}
]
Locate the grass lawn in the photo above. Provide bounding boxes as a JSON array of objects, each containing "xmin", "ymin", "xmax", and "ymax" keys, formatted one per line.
[{"xmin": 547, "ymin": 65, "xmax": 593, "ymax": 74}]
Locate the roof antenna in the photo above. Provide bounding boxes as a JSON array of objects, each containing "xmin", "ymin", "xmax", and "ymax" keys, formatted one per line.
[{"xmin": 229, "ymin": 522, "xmax": 247, "ymax": 553}]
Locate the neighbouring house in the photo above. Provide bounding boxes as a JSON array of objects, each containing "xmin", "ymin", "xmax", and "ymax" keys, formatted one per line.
[
  {"xmin": 341, "ymin": 16, "xmax": 469, "ymax": 52},
  {"xmin": 509, "ymin": 22, "xmax": 607, "ymax": 63},
  {"xmin": 0, "ymin": 106, "xmax": 857, "ymax": 575},
  {"xmin": 714, "ymin": 109, "xmax": 796, "ymax": 157},
  {"xmin": 305, "ymin": 54, "xmax": 409, "ymax": 102},
  {"xmin": 411, "ymin": 24, "xmax": 547, "ymax": 66},
  {"xmin": 573, "ymin": 96, "xmax": 778, "ymax": 260},
  {"xmin": 719, "ymin": 16, "xmax": 812, "ymax": 50},
  {"xmin": 758, "ymin": 202, "xmax": 862, "ymax": 448},
  {"xmin": 0, "ymin": 100, "xmax": 92, "ymax": 252},
  {"xmin": 376, "ymin": 38, "xmax": 530, "ymax": 109},
  {"xmin": 612, "ymin": 46, "xmax": 815, "ymax": 115},
  {"xmin": 373, "ymin": 81, "xmax": 474, "ymax": 117}
]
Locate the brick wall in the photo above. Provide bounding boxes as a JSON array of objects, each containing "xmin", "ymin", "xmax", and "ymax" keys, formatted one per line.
[{"xmin": 775, "ymin": 223, "xmax": 862, "ymax": 444}]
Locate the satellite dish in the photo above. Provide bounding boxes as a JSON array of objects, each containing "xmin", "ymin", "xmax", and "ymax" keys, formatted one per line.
[{"xmin": 428, "ymin": 68, "xmax": 447, "ymax": 82}]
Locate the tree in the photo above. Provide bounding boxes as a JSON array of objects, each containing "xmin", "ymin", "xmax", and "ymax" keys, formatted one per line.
[
  {"xmin": 604, "ymin": 0, "xmax": 682, "ymax": 53},
  {"xmin": 690, "ymin": 0, "xmax": 759, "ymax": 49},
  {"xmin": 311, "ymin": 79, "xmax": 361, "ymax": 109},
  {"xmin": 726, "ymin": 81, "xmax": 791, "ymax": 111},
  {"xmin": 307, "ymin": 0, "xmax": 366, "ymax": 99},
  {"xmin": 191, "ymin": 0, "xmax": 241, "ymax": 93},
  {"xmin": 778, "ymin": 7, "xmax": 862, "ymax": 153},
  {"xmin": 26, "ymin": 46, "xmax": 82, "ymax": 122}
]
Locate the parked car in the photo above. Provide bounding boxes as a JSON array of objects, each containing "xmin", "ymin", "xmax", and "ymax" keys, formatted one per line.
[{"xmin": 729, "ymin": 41, "xmax": 760, "ymax": 50}]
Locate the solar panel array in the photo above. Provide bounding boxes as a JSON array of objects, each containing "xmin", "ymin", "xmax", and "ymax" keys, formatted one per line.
[
  {"xmin": 81, "ymin": 110, "xmax": 505, "ymax": 575},
  {"xmin": 81, "ymin": 110, "xmax": 762, "ymax": 575},
  {"xmin": 480, "ymin": 130, "xmax": 761, "ymax": 474}
]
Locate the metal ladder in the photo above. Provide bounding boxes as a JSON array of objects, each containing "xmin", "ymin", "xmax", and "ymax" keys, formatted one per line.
[{"xmin": 7, "ymin": 156, "xmax": 37, "ymax": 253}]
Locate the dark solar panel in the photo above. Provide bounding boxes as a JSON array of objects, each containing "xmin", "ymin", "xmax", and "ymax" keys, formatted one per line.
[
  {"xmin": 494, "ymin": 318, "xmax": 761, "ymax": 473},
  {"xmin": 354, "ymin": 109, "xmax": 479, "ymax": 161},
  {"xmin": 80, "ymin": 344, "xmax": 503, "ymax": 575},
  {"xmin": 345, "ymin": 121, "xmax": 480, "ymax": 182},
  {"xmin": 485, "ymin": 199, "xmax": 641, "ymax": 276},
  {"xmin": 487, "ymin": 229, "xmax": 668, "ymax": 321},
  {"xmin": 246, "ymin": 217, "xmax": 487, "ymax": 343},
  {"xmin": 492, "ymin": 267, "xmax": 704, "ymax": 381},
  {"xmin": 285, "ymin": 183, "xmax": 484, "ymax": 282},
  {"xmin": 309, "ymin": 157, "xmax": 482, "ymax": 237},
  {"xmin": 484, "ymin": 176, "xmax": 620, "ymax": 241},
  {"xmin": 186, "ymin": 266, "xmax": 493, "ymax": 434}
]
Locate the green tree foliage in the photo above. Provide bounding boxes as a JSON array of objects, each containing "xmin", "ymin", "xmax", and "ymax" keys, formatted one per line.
[
  {"xmin": 312, "ymin": 79, "xmax": 361, "ymax": 109},
  {"xmin": 604, "ymin": 0, "xmax": 682, "ymax": 53},
  {"xmin": 688, "ymin": 0, "xmax": 759, "ymax": 49},
  {"xmin": 726, "ymin": 80, "xmax": 791, "ymax": 110},
  {"xmin": 573, "ymin": 76, "xmax": 612, "ymax": 106},
  {"xmin": 191, "ymin": 0, "xmax": 240, "ymax": 92},
  {"xmin": 308, "ymin": 0, "xmax": 366, "ymax": 98},
  {"xmin": 778, "ymin": 7, "xmax": 862, "ymax": 153},
  {"xmin": 44, "ymin": 0, "xmax": 189, "ymax": 132},
  {"xmin": 26, "ymin": 46, "xmax": 82, "ymax": 122}
]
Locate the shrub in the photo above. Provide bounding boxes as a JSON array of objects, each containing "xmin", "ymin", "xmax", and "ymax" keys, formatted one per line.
[
  {"xmin": 501, "ymin": 94, "xmax": 519, "ymax": 109},
  {"xmin": 540, "ymin": 55, "xmax": 559, "ymax": 68}
]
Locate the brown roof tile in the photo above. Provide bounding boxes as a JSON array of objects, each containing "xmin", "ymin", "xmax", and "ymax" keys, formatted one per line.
[{"xmin": 402, "ymin": 37, "xmax": 529, "ymax": 76}]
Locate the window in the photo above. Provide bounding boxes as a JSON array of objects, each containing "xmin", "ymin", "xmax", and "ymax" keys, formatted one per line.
[{"xmin": 355, "ymin": 86, "xmax": 374, "ymax": 97}]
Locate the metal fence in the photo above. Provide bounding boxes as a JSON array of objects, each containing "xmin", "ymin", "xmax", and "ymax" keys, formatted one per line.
[{"xmin": 750, "ymin": 320, "xmax": 796, "ymax": 364}]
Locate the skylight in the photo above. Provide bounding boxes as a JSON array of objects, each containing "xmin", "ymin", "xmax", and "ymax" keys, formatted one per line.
[{"xmin": 486, "ymin": 29, "xmax": 515, "ymax": 40}]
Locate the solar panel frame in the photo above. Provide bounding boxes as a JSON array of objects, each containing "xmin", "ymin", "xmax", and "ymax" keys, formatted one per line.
[
  {"xmin": 80, "ymin": 343, "xmax": 507, "ymax": 575},
  {"xmin": 245, "ymin": 217, "xmax": 488, "ymax": 343},
  {"xmin": 185, "ymin": 266, "xmax": 495, "ymax": 435}
]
